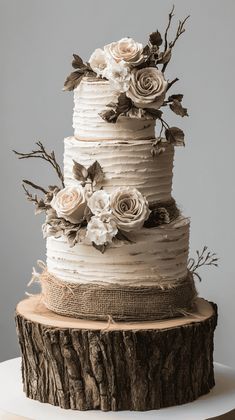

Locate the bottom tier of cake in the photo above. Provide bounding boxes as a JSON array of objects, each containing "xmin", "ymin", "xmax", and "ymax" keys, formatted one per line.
[{"xmin": 15, "ymin": 296, "xmax": 217, "ymax": 411}]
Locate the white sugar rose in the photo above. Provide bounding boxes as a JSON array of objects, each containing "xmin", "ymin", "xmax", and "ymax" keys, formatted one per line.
[
  {"xmin": 110, "ymin": 187, "xmax": 150, "ymax": 232},
  {"xmin": 103, "ymin": 59, "xmax": 131, "ymax": 93},
  {"xmin": 126, "ymin": 67, "xmax": 168, "ymax": 109},
  {"xmin": 89, "ymin": 48, "xmax": 107, "ymax": 76},
  {"xmin": 86, "ymin": 213, "xmax": 118, "ymax": 246},
  {"xmin": 88, "ymin": 190, "xmax": 110, "ymax": 215},
  {"xmin": 51, "ymin": 185, "xmax": 86, "ymax": 224},
  {"xmin": 104, "ymin": 38, "xmax": 144, "ymax": 66}
]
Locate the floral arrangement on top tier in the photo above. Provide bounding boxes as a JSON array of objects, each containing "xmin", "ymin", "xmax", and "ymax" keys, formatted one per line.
[{"xmin": 64, "ymin": 6, "xmax": 189, "ymax": 149}]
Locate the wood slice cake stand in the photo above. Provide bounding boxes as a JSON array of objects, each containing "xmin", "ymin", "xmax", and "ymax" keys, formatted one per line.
[{"xmin": 15, "ymin": 296, "xmax": 217, "ymax": 411}]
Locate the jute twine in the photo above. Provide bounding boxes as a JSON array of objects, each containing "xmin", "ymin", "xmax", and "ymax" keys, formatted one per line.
[{"xmin": 29, "ymin": 261, "xmax": 197, "ymax": 322}]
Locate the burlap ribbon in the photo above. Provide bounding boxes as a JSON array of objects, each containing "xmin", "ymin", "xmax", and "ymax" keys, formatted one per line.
[{"xmin": 29, "ymin": 261, "xmax": 197, "ymax": 322}]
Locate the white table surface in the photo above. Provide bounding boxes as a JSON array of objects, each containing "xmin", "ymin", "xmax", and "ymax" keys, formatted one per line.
[{"xmin": 0, "ymin": 358, "xmax": 235, "ymax": 420}]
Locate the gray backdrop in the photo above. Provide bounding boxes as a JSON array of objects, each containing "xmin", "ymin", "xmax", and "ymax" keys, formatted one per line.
[{"xmin": 1, "ymin": 0, "xmax": 235, "ymax": 367}]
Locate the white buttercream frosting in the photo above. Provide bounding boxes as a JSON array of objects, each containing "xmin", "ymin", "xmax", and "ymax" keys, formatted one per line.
[
  {"xmin": 44, "ymin": 69, "xmax": 190, "ymax": 294},
  {"xmin": 73, "ymin": 77, "xmax": 156, "ymax": 140},
  {"xmin": 64, "ymin": 137, "xmax": 174, "ymax": 204},
  {"xmin": 46, "ymin": 216, "xmax": 190, "ymax": 287}
]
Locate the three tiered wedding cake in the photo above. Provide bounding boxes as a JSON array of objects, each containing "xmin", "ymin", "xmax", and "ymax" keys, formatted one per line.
[
  {"xmin": 45, "ymin": 72, "xmax": 194, "ymax": 321},
  {"xmin": 15, "ymin": 8, "xmax": 218, "ymax": 411}
]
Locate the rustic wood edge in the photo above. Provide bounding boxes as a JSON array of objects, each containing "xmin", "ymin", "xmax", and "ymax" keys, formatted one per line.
[{"xmin": 15, "ymin": 300, "xmax": 218, "ymax": 411}]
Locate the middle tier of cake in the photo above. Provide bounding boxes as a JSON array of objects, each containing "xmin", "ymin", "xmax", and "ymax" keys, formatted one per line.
[{"xmin": 64, "ymin": 137, "xmax": 174, "ymax": 204}]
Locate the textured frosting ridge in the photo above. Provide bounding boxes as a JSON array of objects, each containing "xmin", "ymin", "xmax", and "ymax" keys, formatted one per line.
[
  {"xmin": 73, "ymin": 77, "xmax": 156, "ymax": 140},
  {"xmin": 46, "ymin": 216, "xmax": 190, "ymax": 287},
  {"xmin": 64, "ymin": 137, "xmax": 174, "ymax": 204}
]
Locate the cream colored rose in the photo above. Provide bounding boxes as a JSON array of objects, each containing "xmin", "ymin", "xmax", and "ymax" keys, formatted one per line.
[
  {"xmin": 86, "ymin": 213, "xmax": 118, "ymax": 245},
  {"xmin": 87, "ymin": 190, "xmax": 110, "ymax": 215},
  {"xmin": 51, "ymin": 185, "xmax": 86, "ymax": 224},
  {"xmin": 110, "ymin": 187, "xmax": 150, "ymax": 232},
  {"xmin": 89, "ymin": 48, "xmax": 107, "ymax": 76},
  {"xmin": 103, "ymin": 59, "xmax": 131, "ymax": 93},
  {"xmin": 104, "ymin": 38, "xmax": 144, "ymax": 66},
  {"xmin": 126, "ymin": 67, "xmax": 168, "ymax": 109}
]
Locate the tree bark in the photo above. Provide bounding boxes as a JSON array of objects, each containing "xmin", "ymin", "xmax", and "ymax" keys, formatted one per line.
[{"xmin": 15, "ymin": 296, "xmax": 217, "ymax": 411}]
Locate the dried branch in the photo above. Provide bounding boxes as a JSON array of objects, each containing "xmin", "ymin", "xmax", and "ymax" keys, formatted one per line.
[
  {"xmin": 157, "ymin": 117, "xmax": 170, "ymax": 140},
  {"xmin": 160, "ymin": 117, "xmax": 170, "ymax": 130},
  {"xmin": 22, "ymin": 183, "xmax": 50, "ymax": 215},
  {"xmin": 170, "ymin": 15, "xmax": 190, "ymax": 49},
  {"xmin": 22, "ymin": 184, "xmax": 40, "ymax": 205},
  {"xmin": 162, "ymin": 9, "xmax": 189, "ymax": 73},
  {"xmin": 166, "ymin": 77, "xmax": 179, "ymax": 91},
  {"xmin": 188, "ymin": 246, "xmax": 219, "ymax": 281},
  {"xmin": 22, "ymin": 179, "xmax": 48, "ymax": 195},
  {"xmin": 164, "ymin": 5, "xmax": 175, "ymax": 52},
  {"xmin": 13, "ymin": 141, "xmax": 65, "ymax": 187},
  {"xmin": 159, "ymin": 123, "xmax": 164, "ymax": 138}
]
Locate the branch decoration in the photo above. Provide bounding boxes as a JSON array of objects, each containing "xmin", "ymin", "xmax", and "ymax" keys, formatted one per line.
[
  {"xmin": 13, "ymin": 141, "xmax": 65, "ymax": 187},
  {"xmin": 188, "ymin": 246, "xmax": 219, "ymax": 282}
]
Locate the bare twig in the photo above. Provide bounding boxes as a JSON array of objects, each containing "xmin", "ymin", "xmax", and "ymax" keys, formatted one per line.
[
  {"xmin": 23, "ymin": 179, "xmax": 48, "ymax": 195},
  {"xmin": 22, "ymin": 184, "xmax": 40, "ymax": 204},
  {"xmin": 166, "ymin": 77, "xmax": 179, "ymax": 91},
  {"xmin": 22, "ymin": 183, "xmax": 49, "ymax": 215},
  {"xmin": 159, "ymin": 121, "xmax": 164, "ymax": 138},
  {"xmin": 164, "ymin": 5, "xmax": 175, "ymax": 52},
  {"xmin": 159, "ymin": 117, "xmax": 170, "ymax": 130},
  {"xmin": 14, "ymin": 141, "xmax": 65, "ymax": 187},
  {"xmin": 157, "ymin": 117, "xmax": 169, "ymax": 139},
  {"xmin": 170, "ymin": 15, "xmax": 190, "ymax": 49},
  {"xmin": 162, "ymin": 10, "xmax": 189, "ymax": 73},
  {"xmin": 188, "ymin": 246, "xmax": 219, "ymax": 281}
]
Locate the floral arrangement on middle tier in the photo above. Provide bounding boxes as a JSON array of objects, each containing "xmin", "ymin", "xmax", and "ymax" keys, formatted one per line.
[{"xmin": 14, "ymin": 141, "xmax": 179, "ymax": 253}]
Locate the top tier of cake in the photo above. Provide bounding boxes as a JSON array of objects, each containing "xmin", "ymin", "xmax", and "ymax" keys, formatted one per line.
[{"xmin": 73, "ymin": 77, "xmax": 156, "ymax": 141}]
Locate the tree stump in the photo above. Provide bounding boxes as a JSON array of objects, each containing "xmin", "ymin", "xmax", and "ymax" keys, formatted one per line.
[{"xmin": 15, "ymin": 296, "xmax": 217, "ymax": 411}]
